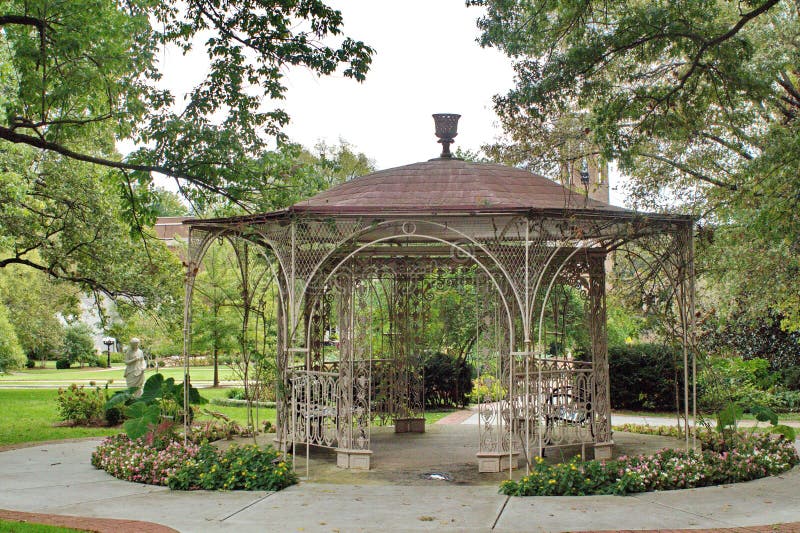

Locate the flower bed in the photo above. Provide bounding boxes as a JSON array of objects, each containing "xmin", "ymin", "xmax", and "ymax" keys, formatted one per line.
[
  {"xmin": 614, "ymin": 423, "xmax": 695, "ymax": 439},
  {"xmin": 91, "ymin": 435, "xmax": 297, "ymax": 491},
  {"xmin": 500, "ymin": 434, "xmax": 799, "ymax": 496}
]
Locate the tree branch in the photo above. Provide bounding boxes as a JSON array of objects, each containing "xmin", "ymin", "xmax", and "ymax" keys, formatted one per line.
[
  {"xmin": 0, "ymin": 124, "xmax": 249, "ymax": 209},
  {"xmin": 0, "ymin": 256, "xmax": 134, "ymax": 299},
  {"xmin": 0, "ymin": 15, "xmax": 46, "ymax": 30},
  {"xmin": 639, "ymin": 152, "xmax": 739, "ymax": 191}
]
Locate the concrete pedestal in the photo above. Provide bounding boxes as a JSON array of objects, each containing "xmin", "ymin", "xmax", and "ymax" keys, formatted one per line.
[
  {"xmin": 476, "ymin": 452, "xmax": 520, "ymax": 473},
  {"xmin": 394, "ymin": 417, "xmax": 426, "ymax": 433},
  {"xmin": 335, "ymin": 448, "xmax": 372, "ymax": 470},
  {"xmin": 594, "ymin": 441, "xmax": 614, "ymax": 460}
]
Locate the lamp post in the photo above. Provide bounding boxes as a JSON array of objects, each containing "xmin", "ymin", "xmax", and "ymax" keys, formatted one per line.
[{"xmin": 102, "ymin": 337, "xmax": 115, "ymax": 368}]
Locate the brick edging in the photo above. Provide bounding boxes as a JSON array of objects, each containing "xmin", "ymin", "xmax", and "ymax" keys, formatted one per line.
[
  {"xmin": 0, "ymin": 509, "xmax": 178, "ymax": 533},
  {"xmin": 434, "ymin": 409, "xmax": 474, "ymax": 425},
  {"xmin": 578, "ymin": 524, "xmax": 800, "ymax": 532}
]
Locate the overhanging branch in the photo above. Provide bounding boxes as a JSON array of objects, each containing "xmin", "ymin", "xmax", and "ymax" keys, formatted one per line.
[{"xmin": 0, "ymin": 124, "xmax": 248, "ymax": 209}]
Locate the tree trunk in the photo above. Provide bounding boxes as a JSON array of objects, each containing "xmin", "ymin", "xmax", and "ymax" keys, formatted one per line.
[{"xmin": 213, "ymin": 346, "xmax": 219, "ymax": 387}]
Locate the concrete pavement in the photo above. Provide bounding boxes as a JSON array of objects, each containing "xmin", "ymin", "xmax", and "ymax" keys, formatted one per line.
[{"xmin": 2, "ymin": 438, "xmax": 800, "ymax": 532}]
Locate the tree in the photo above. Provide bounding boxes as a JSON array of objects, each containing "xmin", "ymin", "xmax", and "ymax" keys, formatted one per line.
[
  {"xmin": 62, "ymin": 322, "xmax": 96, "ymax": 367},
  {"xmin": 151, "ymin": 187, "xmax": 190, "ymax": 217},
  {"xmin": 0, "ymin": 262, "xmax": 74, "ymax": 364},
  {"xmin": 192, "ymin": 242, "xmax": 241, "ymax": 387},
  {"xmin": 0, "ymin": 0, "xmax": 373, "ymax": 213},
  {"xmin": 0, "ymin": 301, "xmax": 24, "ymax": 372},
  {"xmin": 0, "ymin": 141, "xmax": 184, "ymax": 302},
  {"xmin": 471, "ymin": 0, "xmax": 800, "ymax": 330}
]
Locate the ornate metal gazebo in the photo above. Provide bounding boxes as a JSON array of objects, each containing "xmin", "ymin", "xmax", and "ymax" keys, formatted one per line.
[{"xmin": 181, "ymin": 115, "xmax": 695, "ymax": 476}]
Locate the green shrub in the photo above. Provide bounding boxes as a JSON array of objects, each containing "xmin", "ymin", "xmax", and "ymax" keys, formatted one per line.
[
  {"xmin": 168, "ymin": 442, "xmax": 297, "ymax": 491},
  {"xmin": 500, "ymin": 433, "xmax": 799, "ymax": 496},
  {"xmin": 62, "ymin": 323, "xmax": 96, "ymax": 365},
  {"xmin": 226, "ymin": 387, "xmax": 246, "ymax": 400},
  {"xmin": 468, "ymin": 375, "xmax": 506, "ymax": 403},
  {"xmin": 210, "ymin": 397, "xmax": 275, "ymax": 408},
  {"xmin": 423, "ymin": 353, "xmax": 473, "ymax": 408},
  {"xmin": 92, "ymin": 434, "xmax": 297, "ymax": 491},
  {"xmin": 56, "ymin": 384, "xmax": 105, "ymax": 425},
  {"xmin": 92, "ymin": 434, "xmax": 199, "ymax": 485},
  {"xmin": 105, "ymin": 373, "xmax": 206, "ymax": 439},
  {"xmin": 699, "ymin": 356, "xmax": 800, "ymax": 413},
  {"xmin": 55, "ymin": 358, "xmax": 71, "ymax": 370},
  {"xmin": 608, "ymin": 343, "xmax": 680, "ymax": 411},
  {"xmin": 24, "ymin": 358, "xmax": 35, "ymax": 369}
]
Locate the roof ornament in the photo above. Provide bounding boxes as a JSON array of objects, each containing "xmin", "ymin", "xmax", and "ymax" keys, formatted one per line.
[{"xmin": 432, "ymin": 113, "xmax": 460, "ymax": 158}]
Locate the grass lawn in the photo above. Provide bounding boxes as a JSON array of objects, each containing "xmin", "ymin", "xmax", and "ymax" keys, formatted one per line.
[
  {"xmin": 0, "ymin": 387, "xmax": 459, "ymax": 448},
  {"xmin": 0, "ymin": 389, "xmax": 119, "ymax": 447},
  {"xmin": 0, "ymin": 519, "xmax": 86, "ymax": 532},
  {"xmin": 0, "ymin": 365, "xmax": 238, "ymax": 385},
  {"xmin": 424, "ymin": 409, "xmax": 459, "ymax": 424}
]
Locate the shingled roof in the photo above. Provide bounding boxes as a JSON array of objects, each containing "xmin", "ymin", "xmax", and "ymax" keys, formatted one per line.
[{"xmin": 291, "ymin": 158, "xmax": 628, "ymax": 215}]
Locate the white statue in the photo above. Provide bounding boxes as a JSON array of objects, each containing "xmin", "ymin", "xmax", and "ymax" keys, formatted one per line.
[{"xmin": 124, "ymin": 338, "xmax": 147, "ymax": 396}]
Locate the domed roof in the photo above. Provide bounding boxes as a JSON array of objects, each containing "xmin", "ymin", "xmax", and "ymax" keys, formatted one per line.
[{"xmin": 291, "ymin": 158, "xmax": 627, "ymax": 215}]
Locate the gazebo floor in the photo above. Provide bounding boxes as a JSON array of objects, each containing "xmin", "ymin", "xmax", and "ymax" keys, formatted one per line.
[{"xmin": 222, "ymin": 424, "xmax": 688, "ymax": 486}]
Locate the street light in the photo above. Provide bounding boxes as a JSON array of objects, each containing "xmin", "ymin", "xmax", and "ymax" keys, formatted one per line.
[{"xmin": 102, "ymin": 337, "xmax": 115, "ymax": 368}]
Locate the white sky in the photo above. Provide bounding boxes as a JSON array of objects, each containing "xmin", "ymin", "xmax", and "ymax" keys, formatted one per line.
[{"xmin": 145, "ymin": 0, "xmax": 628, "ymax": 206}]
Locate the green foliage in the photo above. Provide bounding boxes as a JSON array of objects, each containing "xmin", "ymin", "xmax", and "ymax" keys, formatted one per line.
[
  {"xmin": 123, "ymin": 402, "xmax": 162, "ymax": 440},
  {"xmin": 468, "ymin": 375, "xmax": 507, "ymax": 403},
  {"xmin": 423, "ymin": 353, "xmax": 473, "ymax": 408},
  {"xmin": 150, "ymin": 187, "xmax": 189, "ymax": 217},
  {"xmin": 0, "ymin": 302, "xmax": 24, "ymax": 372},
  {"xmin": 0, "ymin": 0, "xmax": 373, "ymax": 212},
  {"xmin": 92, "ymin": 434, "xmax": 199, "ymax": 485},
  {"xmin": 109, "ymin": 372, "xmax": 207, "ymax": 440},
  {"xmin": 768, "ymin": 424, "xmax": 797, "ymax": 441},
  {"xmin": 614, "ymin": 424, "xmax": 697, "ymax": 439},
  {"xmin": 55, "ymin": 358, "xmax": 71, "ymax": 370},
  {"xmin": 500, "ymin": 434, "xmax": 799, "ymax": 496},
  {"xmin": 716, "ymin": 403, "xmax": 745, "ymax": 433},
  {"xmin": 0, "ymin": 142, "xmax": 184, "ymax": 306},
  {"xmin": 698, "ymin": 355, "xmax": 800, "ymax": 414},
  {"xmin": 62, "ymin": 323, "xmax": 96, "ymax": 365},
  {"xmin": 0, "ymin": 262, "xmax": 74, "ymax": 362},
  {"xmin": 93, "ymin": 433, "xmax": 296, "ymax": 491},
  {"xmin": 168, "ymin": 443, "xmax": 297, "ymax": 491},
  {"xmin": 608, "ymin": 343, "xmax": 681, "ymax": 411},
  {"xmin": 700, "ymin": 311, "xmax": 800, "ymax": 383},
  {"xmin": 472, "ymin": 0, "xmax": 800, "ymax": 331},
  {"xmin": 56, "ymin": 384, "xmax": 105, "ymax": 425}
]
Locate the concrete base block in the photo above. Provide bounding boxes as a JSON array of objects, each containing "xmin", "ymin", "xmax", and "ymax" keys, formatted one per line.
[
  {"xmin": 394, "ymin": 417, "xmax": 426, "ymax": 433},
  {"xmin": 594, "ymin": 441, "xmax": 614, "ymax": 460},
  {"xmin": 335, "ymin": 448, "xmax": 372, "ymax": 470},
  {"xmin": 476, "ymin": 452, "xmax": 519, "ymax": 473}
]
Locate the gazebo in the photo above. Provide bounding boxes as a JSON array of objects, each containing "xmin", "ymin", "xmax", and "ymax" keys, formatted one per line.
[{"xmin": 181, "ymin": 115, "xmax": 695, "ymax": 476}]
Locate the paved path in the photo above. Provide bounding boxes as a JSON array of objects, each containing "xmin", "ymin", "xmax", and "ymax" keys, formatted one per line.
[
  {"xmin": 2, "ymin": 439, "xmax": 800, "ymax": 532},
  {"xmin": 457, "ymin": 408, "xmax": 800, "ymax": 429}
]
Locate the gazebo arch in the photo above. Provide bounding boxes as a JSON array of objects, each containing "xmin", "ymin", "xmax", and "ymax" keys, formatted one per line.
[{"xmin": 181, "ymin": 116, "xmax": 695, "ymax": 476}]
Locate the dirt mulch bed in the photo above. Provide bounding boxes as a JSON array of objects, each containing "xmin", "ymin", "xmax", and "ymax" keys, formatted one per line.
[{"xmin": 0, "ymin": 509, "xmax": 177, "ymax": 533}]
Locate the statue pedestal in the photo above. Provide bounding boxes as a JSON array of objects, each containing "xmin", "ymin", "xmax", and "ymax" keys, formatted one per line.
[{"xmin": 394, "ymin": 417, "xmax": 425, "ymax": 433}]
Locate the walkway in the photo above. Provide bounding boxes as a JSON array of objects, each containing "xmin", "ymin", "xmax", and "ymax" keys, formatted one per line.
[{"xmin": 2, "ymin": 439, "xmax": 800, "ymax": 532}]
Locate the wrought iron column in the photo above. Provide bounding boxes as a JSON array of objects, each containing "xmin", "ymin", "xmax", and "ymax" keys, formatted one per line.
[{"xmin": 588, "ymin": 253, "xmax": 612, "ymax": 457}]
